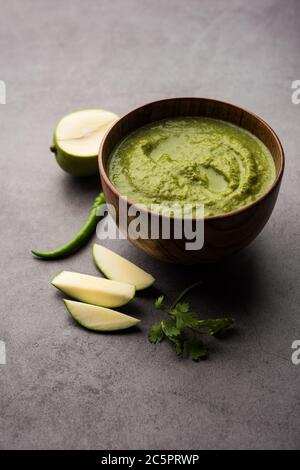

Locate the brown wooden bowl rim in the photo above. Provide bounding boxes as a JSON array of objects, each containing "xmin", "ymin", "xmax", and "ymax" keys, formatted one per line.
[{"xmin": 99, "ymin": 97, "xmax": 285, "ymax": 221}]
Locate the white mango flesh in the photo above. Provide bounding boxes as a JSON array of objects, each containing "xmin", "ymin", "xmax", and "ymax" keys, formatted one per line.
[
  {"xmin": 64, "ymin": 299, "xmax": 140, "ymax": 331},
  {"xmin": 55, "ymin": 109, "xmax": 119, "ymax": 157},
  {"xmin": 93, "ymin": 244, "xmax": 155, "ymax": 291},
  {"xmin": 52, "ymin": 271, "xmax": 135, "ymax": 307}
]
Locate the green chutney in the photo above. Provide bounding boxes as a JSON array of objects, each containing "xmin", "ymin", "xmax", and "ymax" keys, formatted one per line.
[{"xmin": 108, "ymin": 117, "xmax": 276, "ymax": 217}]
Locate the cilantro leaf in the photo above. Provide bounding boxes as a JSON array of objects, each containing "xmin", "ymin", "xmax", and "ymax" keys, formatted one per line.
[
  {"xmin": 154, "ymin": 295, "xmax": 165, "ymax": 310},
  {"xmin": 170, "ymin": 302, "xmax": 199, "ymax": 330},
  {"xmin": 148, "ymin": 321, "xmax": 164, "ymax": 343},
  {"xmin": 197, "ymin": 317, "xmax": 235, "ymax": 336},
  {"xmin": 148, "ymin": 282, "xmax": 235, "ymax": 362},
  {"xmin": 169, "ymin": 336, "xmax": 183, "ymax": 355},
  {"xmin": 161, "ymin": 320, "xmax": 180, "ymax": 338},
  {"xmin": 183, "ymin": 338, "xmax": 208, "ymax": 361}
]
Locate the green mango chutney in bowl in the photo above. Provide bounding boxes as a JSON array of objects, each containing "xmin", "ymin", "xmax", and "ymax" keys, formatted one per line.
[{"xmin": 108, "ymin": 117, "xmax": 276, "ymax": 217}]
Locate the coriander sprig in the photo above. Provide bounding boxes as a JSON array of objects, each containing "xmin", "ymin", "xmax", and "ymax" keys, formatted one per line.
[{"xmin": 148, "ymin": 281, "xmax": 234, "ymax": 361}]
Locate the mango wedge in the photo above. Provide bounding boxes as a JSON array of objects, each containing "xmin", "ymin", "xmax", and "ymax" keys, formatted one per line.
[
  {"xmin": 52, "ymin": 271, "xmax": 135, "ymax": 308},
  {"xmin": 93, "ymin": 244, "xmax": 155, "ymax": 291},
  {"xmin": 64, "ymin": 299, "xmax": 140, "ymax": 331}
]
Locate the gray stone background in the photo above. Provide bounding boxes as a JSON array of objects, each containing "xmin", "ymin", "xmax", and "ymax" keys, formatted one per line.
[{"xmin": 0, "ymin": 0, "xmax": 299, "ymax": 450}]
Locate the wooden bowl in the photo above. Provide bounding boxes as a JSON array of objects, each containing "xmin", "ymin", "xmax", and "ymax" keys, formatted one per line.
[{"xmin": 99, "ymin": 98, "xmax": 284, "ymax": 264}]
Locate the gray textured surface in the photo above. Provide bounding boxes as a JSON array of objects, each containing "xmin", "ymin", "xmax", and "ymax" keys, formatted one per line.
[{"xmin": 0, "ymin": 0, "xmax": 299, "ymax": 450}]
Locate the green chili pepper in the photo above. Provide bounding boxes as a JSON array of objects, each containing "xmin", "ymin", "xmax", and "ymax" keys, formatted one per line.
[{"xmin": 32, "ymin": 192, "xmax": 105, "ymax": 260}]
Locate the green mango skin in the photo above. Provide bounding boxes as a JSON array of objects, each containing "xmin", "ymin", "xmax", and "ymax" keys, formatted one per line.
[{"xmin": 52, "ymin": 133, "xmax": 99, "ymax": 177}]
